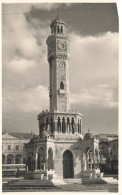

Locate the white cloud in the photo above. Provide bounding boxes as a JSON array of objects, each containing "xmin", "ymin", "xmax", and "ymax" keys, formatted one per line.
[
  {"xmin": 6, "ymin": 58, "xmax": 36, "ymax": 72},
  {"xmin": 70, "ymin": 84, "xmax": 118, "ymax": 108},
  {"xmin": 70, "ymin": 31, "xmax": 118, "ymax": 92},
  {"xmin": 3, "ymin": 85, "xmax": 49, "ymax": 113},
  {"xmin": 2, "ymin": 14, "xmax": 42, "ymax": 62},
  {"xmin": 2, "ymin": 4, "xmax": 118, "ymax": 114}
]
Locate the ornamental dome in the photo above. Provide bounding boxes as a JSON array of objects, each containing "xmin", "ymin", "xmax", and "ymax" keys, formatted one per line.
[
  {"xmin": 50, "ymin": 15, "xmax": 66, "ymax": 28},
  {"xmin": 50, "ymin": 15, "xmax": 66, "ymax": 36}
]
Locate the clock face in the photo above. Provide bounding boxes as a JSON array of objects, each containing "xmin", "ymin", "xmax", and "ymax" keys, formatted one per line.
[
  {"xmin": 58, "ymin": 42, "xmax": 66, "ymax": 51},
  {"xmin": 59, "ymin": 61, "xmax": 65, "ymax": 68}
]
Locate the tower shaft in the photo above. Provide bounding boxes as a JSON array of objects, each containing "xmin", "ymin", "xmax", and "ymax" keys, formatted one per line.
[{"xmin": 46, "ymin": 16, "xmax": 70, "ymax": 112}]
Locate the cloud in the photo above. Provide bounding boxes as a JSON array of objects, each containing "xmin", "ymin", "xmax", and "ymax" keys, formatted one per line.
[
  {"xmin": 70, "ymin": 32, "xmax": 118, "ymax": 91},
  {"xmin": 2, "ymin": 3, "xmax": 71, "ymax": 14},
  {"xmin": 2, "ymin": 14, "xmax": 42, "ymax": 62},
  {"xmin": 6, "ymin": 59, "xmax": 36, "ymax": 72},
  {"xmin": 2, "ymin": 6, "xmax": 49, "ymax": 90},
  {"xmin": 2, "ymin": 4, "xmax": 118, "ymax": 115},
  {"xmin": 3, "ymin": 85, "xmax": 49, "ymax": 113},
  {"xmin": 70, "ymin": 83, "xmax": 118, "ymax": 108}
]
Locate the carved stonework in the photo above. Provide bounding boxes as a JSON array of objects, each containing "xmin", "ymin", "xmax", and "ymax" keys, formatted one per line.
[{"xmin": 57, "ymin": 41, "xmax": 67, "ymax": 51}]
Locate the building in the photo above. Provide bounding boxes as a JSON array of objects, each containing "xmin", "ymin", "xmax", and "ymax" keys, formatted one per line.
[
  {"xmin": 109, "ymin": 139, "xmax": 118, "ymax": 173},
  {"xmin": 95, "ymin": 134, "xmax": 118, "ymax": 142},
  {"xmin": 24, "ymin": 16, "xmax": 100, "ymax": 179},
  {"xmin": 2, "ymin": 130, "xmax": 32, "ymax": 175},
  {"xmin": 98, "ymin": 134, "xmax": 118, "ymax": 173}
]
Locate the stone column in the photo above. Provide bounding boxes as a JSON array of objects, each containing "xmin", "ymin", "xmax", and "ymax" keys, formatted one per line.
[{"xmin": 35, "ymin": 153, "xmax": 38, "ymax": 171}]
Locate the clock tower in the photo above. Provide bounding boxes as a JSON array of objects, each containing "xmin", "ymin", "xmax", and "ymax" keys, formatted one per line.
[
  {"xmin": 25, "ymin": 15, "xmax": 100, "ymax": 181},
  {"xmin": 46, "ymin": 15, "xmax": 70, "ymax": 112}
]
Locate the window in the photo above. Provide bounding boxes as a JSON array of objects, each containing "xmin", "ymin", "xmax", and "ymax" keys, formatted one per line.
[
  {"xmin": 57, "ymin": 25, "xmax": 59, "ymax": 33},
  {"xmin": 60, "ymin": 81, "xmax": 64, "ymax": 90},
  {"xmin": 8, "ymin": 145, "xmax": 11, "ymax": 150},
  {"xmin": 61, "ymin": 26, "xmax": 63, "ymax": 33},
  {"xmin": 16, "ymin": 145, "xmax": 19, "ymax": 151}
]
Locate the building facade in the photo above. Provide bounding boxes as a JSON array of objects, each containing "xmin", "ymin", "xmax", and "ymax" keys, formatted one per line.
[
  {"xmin": 2, "ymin": 130, "xmax": 31, "ymax": 165},
  {"xmin": 25, "ymin": 16, "xmax": 100, "ymax": 179},
  {"xmin": 97, "ymin": 134, "xmax": 118, "ymax": 173}
]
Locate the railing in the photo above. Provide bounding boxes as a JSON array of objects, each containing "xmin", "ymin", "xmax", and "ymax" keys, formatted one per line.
[{"xmin": 2, "ymin": 164, "xmax": 26, "ymax": 171}]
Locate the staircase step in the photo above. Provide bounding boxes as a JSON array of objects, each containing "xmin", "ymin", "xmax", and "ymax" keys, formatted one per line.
[{"xmin": 63, "ymin": 179, "xmax": 82, "ymax": 184}]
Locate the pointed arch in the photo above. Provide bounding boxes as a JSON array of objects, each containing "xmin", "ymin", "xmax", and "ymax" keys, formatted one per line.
[
  {"xmin": 71, "ymin": 117, "xmax": 74, "ymax": 134},
  {"xmin": 48, "ymin": 147, "xmax": 53, "ymax": 170},
  {"xmin": 57, "ymin": 117, "xmax": 61, "ymax": 133},
  {"xmin": 63, "ymin": 150, "xmax": 74, "ymax": 178},
  {"xmin": 50, "ymin": 117, "xmax": 53, "ymax": 134},
  {"xmin": 62, "ymin": 117, "xmax": 66, "ymax": 133},
  {"xmin": 67, "ymin": 117, "xmax": 70, "ymax": 133},
  {"xmin": 61, "ymin": 26, "xmax": 63, "ymax": 33}
]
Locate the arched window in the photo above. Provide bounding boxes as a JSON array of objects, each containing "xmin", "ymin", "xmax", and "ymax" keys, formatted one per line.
[
  {"xmin": 57, "ymin": 117, "xmax": 61, "ymax": 133},
  {"xmin": 60, "ymin": 81, "xmax": 64, "ymax": 89},
  {"xmin": 67, "ymin": 117, "xmax": 70, "ymax": 133},
  {"xmin": 71, "ymin": 117, "xmax": 74, "ymax": 134},
  {"xmin": 46, "ymin": 118, "xmax": 49, "ymax": 131},
  {"xmin": 62, "ymin": 117, "xmax": 66, "ymax": 133},
  {"xmin": 57, "ymin": 25, "xmax": 59, "ymax": 33},
  {"xmin": 50, "ymin": 117, "xmax": 53, "ymax": 134},
  {"xmin": 61, "ymin": 26, "xmax": 63, "ymax": 33},
  {"xmin": 48, "ymin": 148, "xmax": 53, "ymax": 170}
]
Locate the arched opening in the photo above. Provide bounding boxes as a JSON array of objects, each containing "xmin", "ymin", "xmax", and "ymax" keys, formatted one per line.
[
  {"xmin": 63, "ymin": 150, "xmax": 74, "ymax": 178},
  {"xmin": 71, "ymin": 117, "xmax": 74, "ymax": 134},
  {"xmin": 57, "ymin": 117, "xmax": 61, "ymax": 133},
  {"xmin": 60, "ymin": 81, "xmax": 64, "ymax": 90},
  {"xmin": 15, "ymin": 154, "xmax": 22, "ymax": 164},
  {"xmin": 50, "ymin": 117, "xmax": 53, "ymax": 134},
  {"xmin": 48, "ymin": 148, "xmax": 53, "ymax": 170},
  {"xmin": 62, "ymin": 117, "xmax": 66, "ymax": 133},
  {"xmin": 57, "ymin": 25, "xmax": 59, "ymax": 33},
  {"xmin": 38, "ymin": 147, "xmax": 46, "ymax": 170},
  {"xmin": 46, "ymin": 118, "xmax": 49, "ymax": 131},
  {"xmin": 27, "ymin": 152, "xmax": 34, "ymax": 171},
  {"xmin": 61, "ymin": 26, "xmax": 63, "ymax": 33},
  {"xmin": 7, "ymin": 154, "xmax": 14, "ymax": 164},
  {"xmin": 2, "ymin": 154, "xmax": 5, "ymax": 164},
  {"xmin": 67, "ymin": 117, "xmax": 70, "ymax": 133}
]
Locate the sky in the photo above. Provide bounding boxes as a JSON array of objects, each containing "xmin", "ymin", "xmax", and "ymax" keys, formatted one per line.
[{"xmin": 2, "ymin": 3, "xmax": 118, "ymax": 135}]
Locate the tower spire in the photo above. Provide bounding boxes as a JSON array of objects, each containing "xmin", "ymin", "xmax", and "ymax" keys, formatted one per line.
[{"xmin": 56, "ymin": 7, "xmax": 60, "ymax": 18}]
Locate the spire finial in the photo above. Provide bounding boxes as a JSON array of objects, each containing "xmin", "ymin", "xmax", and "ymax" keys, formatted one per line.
[{"xmin": 56, "ymin": 7, "xmax": 60, "ymax": 19}]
